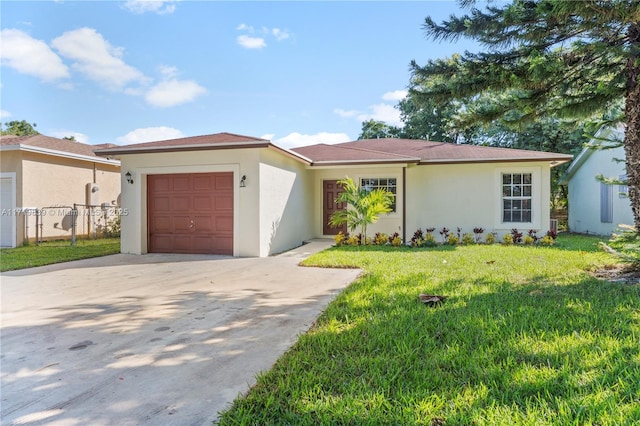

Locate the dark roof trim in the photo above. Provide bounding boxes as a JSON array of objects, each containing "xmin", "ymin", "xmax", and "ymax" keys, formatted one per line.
[
  {"xmin": 418, "ymin": 157, "xmax": 572, "ymax": 166},
  {"xmin": 96, "ymin": 141, "xmax": 271, "ymax": 156}
]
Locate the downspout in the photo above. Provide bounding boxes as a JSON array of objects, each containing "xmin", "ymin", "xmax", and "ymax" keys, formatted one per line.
[{"xmin": 402, "ymin": 166, "xmax": 407, "ymax": 245}]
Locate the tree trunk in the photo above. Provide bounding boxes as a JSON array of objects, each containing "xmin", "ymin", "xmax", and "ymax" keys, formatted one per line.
[{"xmin": 624, "ymin": 23, "xmax": 640, "ymax": 233}]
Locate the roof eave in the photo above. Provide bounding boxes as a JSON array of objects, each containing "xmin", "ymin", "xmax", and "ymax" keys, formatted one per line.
[
  {"xmin": 1, "ymin": 144, "xmax": 121, "ymax": 166},
  {"xmin": 418, "ymin": 157, "xmax": 572, "ymax": 166},
  {"xmin": 95, "ymin": 141, "xmax": 271, "ymax": 156},
  {"xmin": 309, "ymin": 158, "xmax": 420, "ymax": 167}
]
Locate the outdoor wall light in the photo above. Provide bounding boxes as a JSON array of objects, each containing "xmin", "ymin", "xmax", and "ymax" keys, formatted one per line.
[
  {"xmin": 125, "ymin": 172, "xmax": 134, "ymax": 184},
  {"xmin": 240, "ymin": 175, "xmax": 247, "ymax": 188}
]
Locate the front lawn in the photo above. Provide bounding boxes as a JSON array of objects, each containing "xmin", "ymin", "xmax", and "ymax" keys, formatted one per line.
[
  {"xmin": 217, "ymin": 234, "xmax": 640, "ymax": 425},
  {"xmin": 0, "ymin": 238, "xmax": 120, "ymax": 272}
]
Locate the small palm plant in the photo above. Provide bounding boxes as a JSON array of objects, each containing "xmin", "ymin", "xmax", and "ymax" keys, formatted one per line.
[{"xmin": 328, "ymin": 177, "xmax": 393, "ymax": 245}]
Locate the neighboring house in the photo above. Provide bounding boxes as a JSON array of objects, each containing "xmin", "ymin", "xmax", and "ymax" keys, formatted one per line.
[
  {"xmin": 565, "ymin": 127, "xmax": 633, "ymax": 236},
  {"xmin": 96, "ymin": 133, "xmax": 571, "ymax": 257},
  {"xmin": 0, "ymin": 135, "xmax": 121, "ymax": 247}
]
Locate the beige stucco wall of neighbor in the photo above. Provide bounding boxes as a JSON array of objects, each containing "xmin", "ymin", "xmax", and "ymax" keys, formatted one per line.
[
  {"xmin": 118, "ymin": 148, "xmax": 265, "ymax": 257},
  {"xmin": 258, "ymin": 149, "xmax": 314, "ymax": 256},
  {"xmin": 405, "ymin": 161, "xmax": 552, "ymax": 241},
  {"xmin": 310, "ymin": 166, "xmax": 405, "ymax": 239},
  {"xmin": 0, "ymin": 151, "xmax": 120, "ymax": 245},
  {"xmin": 568, "ymin": 146, "xmax": 633, "ymax": 236}
]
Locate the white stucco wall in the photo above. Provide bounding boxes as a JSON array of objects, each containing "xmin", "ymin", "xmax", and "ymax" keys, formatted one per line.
[
  {"xmin": 405, "ymin": 161, "xmax": 552, "ymax": 241},
  {"xmin": 568, "ymin": 146, "xmax": 633, "ymax": 236},
  {"xmin": 258, "ymin": 149, "xmax": 314, "ymax": 256}
]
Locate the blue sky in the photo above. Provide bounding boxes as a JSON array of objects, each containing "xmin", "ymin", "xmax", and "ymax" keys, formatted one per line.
[{"xmin": 1, "ymin": 1, "xmax": 481, "ymax": 149}]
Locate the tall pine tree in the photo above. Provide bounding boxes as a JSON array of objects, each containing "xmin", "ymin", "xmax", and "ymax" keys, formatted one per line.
[{"xmin": 410, "ymin": 0, "xmax": 640, "ymax": 232}]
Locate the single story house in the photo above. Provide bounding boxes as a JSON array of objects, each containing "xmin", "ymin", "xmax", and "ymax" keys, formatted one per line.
[
  {"xmin": 0, "ymin": 134, "xmax": 121, "ymax": 247},
  {"xmin": 96, "ymin": 132, "xmax": 571, "ymax": 257},
  {"xmin": 565, "ymin": 126, "xmax": 633, "ymax": 236}
]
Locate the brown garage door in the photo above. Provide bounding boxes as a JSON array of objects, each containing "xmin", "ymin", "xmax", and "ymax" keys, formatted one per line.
[{"xmin": 148, "ymin": 172, "xmax": 233, "ymax": 255}]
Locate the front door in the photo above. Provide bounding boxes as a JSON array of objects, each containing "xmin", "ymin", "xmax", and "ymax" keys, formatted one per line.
[{"xmin": 323, "ymin": 180, "xmax": 347, "ymax": 235}]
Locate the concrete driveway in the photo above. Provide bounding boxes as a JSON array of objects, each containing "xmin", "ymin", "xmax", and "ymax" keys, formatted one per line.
[{"xmin": 1, "ymin": 240, "xmax": 360, "ymax": 425}]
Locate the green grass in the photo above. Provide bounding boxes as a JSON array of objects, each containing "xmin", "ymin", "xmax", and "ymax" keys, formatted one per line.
[
  {"xmin": 0, "ymin": 238, "xmax": 120, "ymax": 272},
  {"xmin": 217, "ymin": 235, "xmax": 640, "ymax": 425}
]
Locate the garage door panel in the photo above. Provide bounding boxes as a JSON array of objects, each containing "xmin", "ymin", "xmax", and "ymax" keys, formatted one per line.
[
  {"xmin": 151, "ymin": 177, "xmax": 171, "ymax": 193},
  {"xmin": 171, "ymin": 196, "xmax": 191, "ymax": 211},
  {"xmin": 215, "ymin": 216, "xmax": 233, "ymax": 232},
  {"xmin": 215, "ymin": 196, "xmax": 233, "ymax": 211},
  {"xmin": 172, "ymin": 176, "xmax": 190, "ymax": 191},
  {"xmin": 193, "ymin": 175, "xmax": 211, "ymax": 190},
  {"xmin": 173, "ymin": 216, "xmax": 192, "ymax": 232},
  {"xmin": 215, "ymin": 174, "xmax": 233, "ymax": 189},
  {"xmin": 148, "ymin": 172, "xmax": 234, "ymax": 255},
  {"xmin": 153, "ymin": 197, "xmax": 171, "ymax": 211},
  {"xmin": 193, "ymin": 216, "xmax": 212, "ymax": 232},
  {"xmin": 153, "ymin": 216, "xmax": 172, "ymax": 232},
  {"xmin": 193, "ymin": 196, "xmax": 212, "ymax": 211}
]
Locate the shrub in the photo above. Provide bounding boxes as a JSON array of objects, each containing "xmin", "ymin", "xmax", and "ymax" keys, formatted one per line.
[
  {"xmin": 346, "ymin": 234, "xmax": 361, "ymax": 246},
  {"xmin": 540, "ymin": 235, "xmax": 555, "ymax": 246},
  {"xmin": 334, "ymin": 231, "xmax": 347, "ymax": 246},
  {"xmin": 425, "ymin": 227, "xmax": 436, "ymax": 235},
  {"xmin": 388, "ymin": 232, "xmax": 400, "ymax": 245},
  {"xmin": 485, "ymin": 232, "xmax": 496, "ymax": 244},
  {"xmin": 528, "ymin": 229, "xmax": 539, "ymax": 242},
  {"xmin": 373, "ymin": 232, "xmax": 389, "ymax": 245},
  {"xmin": 511, "ymin": 228, "xmax": 523, "ymax": 244},
  {"xmin": 462, "ymin": 233, "xmax": 475, "ymax": 245},
  {"xmin": 439, "ymin": 227, "xmax": 450, "ymax": 243},
  {"xmin": 473, "ymin": 227, "xmax": 485, "ymax": 243},
  {"xmin": 422, "ymin": 233, "xmax": 438, "ymax": 247},
  {"xmin": 411, "ymin": 228, "xmax": 424, "ymax": 247},
  {"xmin": 391, "ymin": 236, "xmax": 403, "ymax": 247},
  {"xmin": 503, "ymin": 233, "xmax": 514, "ymax": 245},
  {"xmin": 546, "ymin": 229, "xmax": 558, "ymax": 239},
  {"xmin": 447, "ymin": 233, "xmax": 459, "ymax": 246},
  {"xmin": 523, "ymin": 235, "xmax": 535, "ymax": 245}
]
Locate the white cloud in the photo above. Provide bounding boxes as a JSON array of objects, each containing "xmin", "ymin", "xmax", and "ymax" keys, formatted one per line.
[
  {"xmin": 334, "ymin": 108, "xmax": 359, "ymax": 118},
  {"xmin": 49, "ymin": 130, "xmax": 89, "ymax": 144},
  {"xmin": 237, "ymin": 35, "xmax": 266, "ymax": 49},
  {"xmin": 51, "ymin": 28, "xmax": 147, "ymax": 91},
  {"xmin": 145, "ymin": 79, "xmax": 207, "ymax": 108},
  {"xmin": 260, "ymin": 133, "xmax": 275, "ymax": 141},
  {"xmin": 236, "ymin": 24, "xmax": 293, "ymax": 49},
  {"xmin": 335, "ymin": 90, "xmax": 405, "ymax": 127},
  {"xmin": 116, "ymin": 127, "xmax": 184, "ymax": 145},
  {"xmin": 272, "ymin": 28, "xmax": 290, "ymax": 41},
  {"xmin": 382, "ymin": 90, "xmax": 408, "ymax": 101},
  {"xmin": 358, "ymin": 103, "xmax": 402, "ymax": 127},
  {"xmin": 236, "ymin": 23, "xmax": 254, "ymax": 32},
  {"xmin": 0, "ymin": 109, "xmax": 12, "ymax": 119},
  {"xmin": 272, "ymin": 132, "xmax": 351, "ymax": 149},
  {"xmin": 0, "ymin": 29, "xmax": 70, "ymax": 82},
  {"xmin": 123, "ymin": 0, "xmax": 177, "ymax": 15}
]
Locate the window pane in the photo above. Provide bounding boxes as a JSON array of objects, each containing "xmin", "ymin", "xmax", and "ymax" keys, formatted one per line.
[
  {"xmin": 512, "ymin": 200, "xmax": 521, "ymax": 210},
  {"xmin": 523, "ymin": 186, "xmax": 532, "ymax": 196},
  {"xmin": 503, "ymin": 185, "xmax": 511, "ymax": 196},
  {"xmin": 513, "ymin": 185, "xmax": 521, "ymax": 196},
  {"xmin": 503, "ymin": 211, "xmax": 511, "ymax": 222},
  {"xmin": 523, "ymin": 174, "xmax": 532, "ymax": 184},
  {"xmin": 522, "ymin": 199, "xmax": 531, "ymax": 209},
  {"xmin": 522, "ymin": 210, "xmax": 531, "ymax": 222},
  {"xmin": 514, "ymin": 174, "xmax": 522, "ymax": 184},
  {"xmin": 389, "ymin": 178, "xmax": 397, "ymax": 185},
  {"xmin": 504, "ymin": 200, "xmax": 512, "ymax": 210},
  {"xmin": 503, "ymin": 174, "xmax": 511, "ymax": 184}
]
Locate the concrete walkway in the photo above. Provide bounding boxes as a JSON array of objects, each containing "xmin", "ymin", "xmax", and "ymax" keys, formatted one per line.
[{"xmin": 1, "ymin": 240, "xmax": 360, "ymax": 425}]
